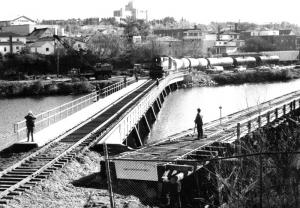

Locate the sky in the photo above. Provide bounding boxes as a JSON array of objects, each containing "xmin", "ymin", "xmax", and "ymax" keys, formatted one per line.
[{"xmin": 1, "ymin": 0, "xmax": 300, "ymax": 25}]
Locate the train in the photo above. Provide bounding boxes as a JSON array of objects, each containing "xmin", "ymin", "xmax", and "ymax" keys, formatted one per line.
[{"xmin": 150, "ymin": 50, "xmax": 299, "ymax": 79}]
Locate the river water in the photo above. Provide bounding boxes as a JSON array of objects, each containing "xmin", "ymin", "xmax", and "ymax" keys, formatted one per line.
[
  {"xmin": 147, "ymin": 79, "xmax": 300, "ymax": 143},
  {"xmin": 0, "ymin": 95, "xmax": 81, "ymax": 150}
]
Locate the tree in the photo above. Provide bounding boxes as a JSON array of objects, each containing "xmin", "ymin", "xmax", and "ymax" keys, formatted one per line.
[
  {"xmin": 241, "ymin": 37, "xmax": 276, "ymax": 52},
  {"xmin": 87, "ymin": 33, "xmax": 126, "ymax": 62},
  {"xmin": 100, "ymin": 17, "xmax": 118, "ymax": 26}
]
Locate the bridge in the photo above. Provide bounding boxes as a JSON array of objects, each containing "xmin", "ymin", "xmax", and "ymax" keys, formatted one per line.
[{"xmin": 1, "ymin": 72, "xmax": 300, "ymax": 205}]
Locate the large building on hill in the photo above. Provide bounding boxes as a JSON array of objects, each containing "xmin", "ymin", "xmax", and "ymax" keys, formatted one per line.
[{"xmin": 113, "ymin": 1, "xmax": 148, "ymax": 22}]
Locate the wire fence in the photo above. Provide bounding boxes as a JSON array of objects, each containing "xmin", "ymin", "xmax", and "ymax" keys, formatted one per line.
[{"xmin": 102, "ymin": 152, "xmax": 300, "ymax": 208}]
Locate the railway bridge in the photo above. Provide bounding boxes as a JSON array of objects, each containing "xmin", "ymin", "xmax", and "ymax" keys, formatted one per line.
[{"xmin": 1, "ymin": 72, "xmax": 300, "ymax": 205}]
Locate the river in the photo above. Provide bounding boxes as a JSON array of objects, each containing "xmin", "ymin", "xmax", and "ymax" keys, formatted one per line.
[
  {"xmin": 0, "ymin": 95, "xmax": 81, "ymax": 150},
  {"xmin": 147, "ymin": 79, "xmax": 300, "ymax": 143}
]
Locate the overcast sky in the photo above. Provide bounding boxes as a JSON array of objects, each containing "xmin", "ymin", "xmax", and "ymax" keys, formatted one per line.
[{"xmin": 1, "ymin": 0, "xmax": 300, "ymax": 25}]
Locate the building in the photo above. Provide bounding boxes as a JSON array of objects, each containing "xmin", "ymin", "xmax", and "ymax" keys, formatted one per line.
[
  {"xmin": 10, "ymin": 16, "xmax": 36, "ymax": 25},
  {"xmin": 28, "ymin": 40, "xmax": 55, "ymax": 55},
  {"xmin": 113, "ymin": 1, "xmax": 148, "ymax": 22},
  {"xmin": 0, "ymin": 32, "xmax": 26, "ymax": 54},
  {"xmin": 152, "ymin": 36, "xmax": 183, "ymax": 57},
  {"xmin": 154, "ymin": 29, "xmax": 189, "ymax": 40},
  {"xmin": 27, "ymin": 28, "xmax": 55, "ymax": 43},
  {"xmin": 214, "ymin": 40, "xmax": 245, "ymax": 54},
  {"xmin": 260, "ymin": 35, "xmax": 297, "ymax": 51}
]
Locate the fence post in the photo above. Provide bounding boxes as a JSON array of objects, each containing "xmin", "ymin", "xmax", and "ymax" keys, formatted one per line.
[
  {"xmin": 247, "ymin": 121, "xmax": 251, "ymax": 133},
  {"xmin": 48, "ymin": 111, "xmax": 50, "ymax": 126},
  {"xmin": 266, "ymin": 112, "xmax": 270, "ymax": 124},
  {"xmin": 258, "ymin": 116, "xmax": 261, "ymax": 128},
  {"xmin": 283, "ymin": 104, "xmax": 286, "ymax": 115},
  {"xmin": 104, "ymin": 143, "xmax": 115, "ymax": 208},
  {"xmin": 275, "ymin": 108, "xmax": 278, "ymax": 119},
  {"xmin": 14, "ymin": 123, "xmax": 20, "ymax": 140}
]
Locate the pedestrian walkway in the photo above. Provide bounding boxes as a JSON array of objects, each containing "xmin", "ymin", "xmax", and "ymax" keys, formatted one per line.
[{"xmin": 16, "ymin": 80, "xmax": 147, "ymax": 147}]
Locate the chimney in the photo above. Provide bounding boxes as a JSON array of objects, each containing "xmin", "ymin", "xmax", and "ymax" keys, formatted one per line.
[
  {"xmin": 9, "ymin": 35, "xmax": 13, "ymax": 54},
  {"xmin": 235, "ymin": 23, "xmax": 238, "ymax": 33}
]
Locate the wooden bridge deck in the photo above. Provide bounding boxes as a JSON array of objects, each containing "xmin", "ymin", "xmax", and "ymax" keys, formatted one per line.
[{"xmin": 115, "ymin": 90, "xmax": 300, "ymax": 162}]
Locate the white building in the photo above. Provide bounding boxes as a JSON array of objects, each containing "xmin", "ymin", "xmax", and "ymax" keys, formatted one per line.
[
  {"xmin": 29, "ymin": 41, "xmax": 54, "ymax": 55},
  {"xmin": 0, "ymin": 42, "xmax": 25, "ymax": 55},
  {"xmin": 113, "ymin": 1, "xmax": 148, "ymax": 22},
  {"xmin": 0, "ymin": 32, "xmax": 26, "ymax": 54},
  {"xmin": 10, "ymin": 16, "xmax": 36, "ymax": 25}
]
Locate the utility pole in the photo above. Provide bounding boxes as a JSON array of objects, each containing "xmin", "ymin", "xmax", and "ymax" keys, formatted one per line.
[
  {"xmin": 55, "ymin": 40, "xmax": 59, "ymax": 76},
  {"xmin": 219, "ymin": 106, "xmax": 222, "ymax": 125}
]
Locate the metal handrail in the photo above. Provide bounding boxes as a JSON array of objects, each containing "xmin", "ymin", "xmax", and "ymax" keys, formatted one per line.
[
  {"xmin": 13, "ymin": 77, "xmax": 137, "ymax": 140},
  {"xmin": 101, "ymin": 72, "xmax": 187, "ymax": 144}
]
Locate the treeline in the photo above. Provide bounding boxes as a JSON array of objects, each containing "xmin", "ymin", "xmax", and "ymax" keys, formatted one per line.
[{"xmin": 0, "ymin": 79, "xmax": 115, "ymax": 97}]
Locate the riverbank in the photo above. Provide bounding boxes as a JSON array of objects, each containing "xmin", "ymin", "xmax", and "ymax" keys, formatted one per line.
[
  {"xmin": 185, "ymin": 68, "xmax": 300, "ymax": 87},
  {"xmin": 0, "ymin": 80, "xmax": 114, "ymax": 98},
  {"xmin": 211, "ymin": 68, "xmax": 300, "ymax": 85}
]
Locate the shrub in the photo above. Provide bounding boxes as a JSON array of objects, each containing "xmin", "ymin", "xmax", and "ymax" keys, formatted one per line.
[
  {"xmin": 57, "ymin": 82, "xmax": 73, "ymax": 94},
  {"xmin": 30, "ymin": 81, "xmax": 44, "ymax": 95},
  {"xmin": 72, "ymin": 81, "xmax": 94, "ymax": 94}
]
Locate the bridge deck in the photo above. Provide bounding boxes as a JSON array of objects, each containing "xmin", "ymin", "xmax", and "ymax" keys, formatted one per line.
[
  {"xmin": 12, "ymin": 80, "xmax": 147, "ymax": 148},
  {"xmin": 116, "ymin": 90, "xmax": 300, "ymax": 161}
]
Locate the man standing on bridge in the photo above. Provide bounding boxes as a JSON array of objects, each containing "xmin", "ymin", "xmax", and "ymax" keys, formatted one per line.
[
  {"xmin": 194, "ymin": 108, "xmax": 203, "ymax": 140},
  {"xmin": 25, "ymin": 111, "xmax": 36, "ymax": 142}
]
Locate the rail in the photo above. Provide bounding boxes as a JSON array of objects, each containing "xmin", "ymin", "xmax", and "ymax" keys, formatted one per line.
[
  {"xmin": 101, "ymin": 77, "xmax": 135, "ymax": 97},
  {"xmin": 101, "ymin": 72, "xmax": 187, "ymax": 144},
  {"xmin": 13, "ymin": 77, "xmax": 136, "ymax": 140}
]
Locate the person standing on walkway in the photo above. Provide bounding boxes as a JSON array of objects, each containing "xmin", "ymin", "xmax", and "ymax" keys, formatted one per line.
[
  {"xmin": 124, "ymin": 76, "xmax": 127, "ymax": 87},
  {"xmin": 194, "ymin": 108, "xmax": 203, "ymax": 140},
  {"xmin": 25, "ymin": 111, "xmax": 36, "ymax": 142}
]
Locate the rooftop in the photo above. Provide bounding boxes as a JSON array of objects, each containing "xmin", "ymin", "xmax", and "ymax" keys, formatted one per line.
[{"xmin": 0, "ymin": 32, "xmax": 24, "ymax": 37}]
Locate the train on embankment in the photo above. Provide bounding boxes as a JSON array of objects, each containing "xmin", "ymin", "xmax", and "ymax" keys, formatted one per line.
[{"xmin": 149, "ymin": 50, "xmax": 300, "ymax": 79}]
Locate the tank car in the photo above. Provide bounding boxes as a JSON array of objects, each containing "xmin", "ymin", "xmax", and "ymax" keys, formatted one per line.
[{"xmin": 207, "ymin": 57, "xmax": 234, "ymax": 69}]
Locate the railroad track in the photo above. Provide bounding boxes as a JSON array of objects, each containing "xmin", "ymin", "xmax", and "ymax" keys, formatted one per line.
[{"xmin": 0, "ymin": 80, "xmax": 156, "ymax": 206}]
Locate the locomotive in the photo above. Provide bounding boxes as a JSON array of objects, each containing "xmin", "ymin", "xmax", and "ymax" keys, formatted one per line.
[{"xmin": 149, "ymin": 55, "xmax": 280, "ymax": 79}]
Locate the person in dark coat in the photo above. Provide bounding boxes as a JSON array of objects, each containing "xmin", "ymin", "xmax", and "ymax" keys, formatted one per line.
[
  {"xmin": 194, "ymin": 108, "xmax": 203, "ymax": 140},
  {"xmin": 25, "ymin": 111, "xmax": 36, "ymax": 142}
]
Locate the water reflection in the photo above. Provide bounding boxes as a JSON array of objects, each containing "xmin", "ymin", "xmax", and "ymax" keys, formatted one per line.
[{"xmin": 148, "ymin": 79, "xmax": 300, "ymax": 142}]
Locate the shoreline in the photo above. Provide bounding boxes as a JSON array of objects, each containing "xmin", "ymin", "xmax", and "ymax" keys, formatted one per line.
[{"xmin": 184, "ymin": 68, "xmax": 300, "ymax": 87}]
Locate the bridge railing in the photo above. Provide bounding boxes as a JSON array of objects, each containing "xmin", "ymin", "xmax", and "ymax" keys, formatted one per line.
[
  {"xmin": 229, "ymin": 99, "xmax": 299, "ymax": 143},
  {"xmin": 101, "ymin": 72, "xmax": 187, "ymax": 144},
  {"xmin": 13, "ymin": 77, "xmax": 136, "ymax": 141},
  {"xmin": 101, "ymin": 77, "xmax": 135, "ymax": 97}
]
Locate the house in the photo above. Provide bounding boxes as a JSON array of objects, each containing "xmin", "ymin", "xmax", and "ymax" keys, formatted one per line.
[
  {"xmin": 27, "ymin": 28, "xmax": 54, "ymax": 43},
  {"xmin": 0, "ymin": 32, "xmax": 26, "ymax": 54},
  {"xmin": 29, "ymin": 40, "xmax": 54, "ymax": 55},
  {"xmin": 62, "ymin": 37, "xmax": 87, "ymax": 51}
]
